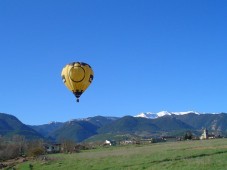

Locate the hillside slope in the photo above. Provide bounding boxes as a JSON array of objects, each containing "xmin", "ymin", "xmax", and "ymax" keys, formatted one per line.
[
  {"xmin": 50, "ymin": 120, "xmax": 99, "ymax": 142},
  {"xmin": 98, "ymin": 116, "xmax": 159, "ymax": 134},
  {"xmin": 0, "ymin": 113, "xmax": 43, "ymax": 139}
]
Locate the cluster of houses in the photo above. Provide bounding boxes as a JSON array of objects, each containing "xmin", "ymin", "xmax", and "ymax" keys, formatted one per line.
[
  {"xmin": 43, "ymin": 128, "xmax": 223, "ymax": 153},
  {"xmin": 200, "ymin": 128, "xmax": 217, "ymax": 140},
  {"xmin": 44, "ymin": 143, "xmax": 61, "ymax": 153}
]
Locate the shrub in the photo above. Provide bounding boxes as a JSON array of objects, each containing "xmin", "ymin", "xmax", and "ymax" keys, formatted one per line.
[{"xmin": 29, "ymin": 147, "xmax": 44, "ymax": 157}]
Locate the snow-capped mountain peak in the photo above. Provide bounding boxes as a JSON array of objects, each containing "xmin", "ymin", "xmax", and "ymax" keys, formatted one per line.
[
  {"xmin": 171, "ymin": 111, "xmax": 200, "ymax": 115},
  {"xmin": 135, "ymin": 111, "xmax": 200, "ymax": 119},
  {"xmin": 157, "ymin": 111, "xmax": 172, "ymax": 117},
  {"xmin": 135, "ymin": 112, "xmax": 157, "ymax": 119},
  {"xmin": 48, "ymin": 121, "xmax": 57, "ymax": 124}
]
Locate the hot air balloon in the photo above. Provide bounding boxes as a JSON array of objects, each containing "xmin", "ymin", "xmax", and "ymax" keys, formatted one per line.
[{"xmin": 61, "ymin": 62, "xmax": 94, "ymax": 102}]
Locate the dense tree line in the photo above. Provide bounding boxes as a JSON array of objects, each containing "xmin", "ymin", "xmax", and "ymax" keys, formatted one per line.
[{"xmin": 0, "ymin": 135, "xmax": 45, "ymax": 161}]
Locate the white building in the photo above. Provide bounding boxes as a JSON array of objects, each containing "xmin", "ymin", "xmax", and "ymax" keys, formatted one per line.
[{"xmin": 200, "ymin": 129, "xmax": 208, "ymax": 140}]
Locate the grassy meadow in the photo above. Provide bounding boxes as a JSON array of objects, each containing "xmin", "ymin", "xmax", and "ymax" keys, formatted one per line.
[{"xmin": 16, "ymin": 139, "xmax": 227, "ymax": 170}]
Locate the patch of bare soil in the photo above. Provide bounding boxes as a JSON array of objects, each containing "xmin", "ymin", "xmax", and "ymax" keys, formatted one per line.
[{"xmin": 0, "ymin": 157, "xmax": 28, "ymax": 169}]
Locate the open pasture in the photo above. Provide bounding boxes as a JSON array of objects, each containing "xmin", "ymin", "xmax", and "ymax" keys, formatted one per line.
[{"xmin": 17, "ymin": 139, "xmax": 227, "ymax": 170}]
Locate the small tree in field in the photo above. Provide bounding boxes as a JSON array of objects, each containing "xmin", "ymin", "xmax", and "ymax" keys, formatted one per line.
[
  {"xmin": 60, "ymin": 139, "xmax": 76, "ymax": 153},
  {"xmin": 184, "ymin": 131, "xmax": 193, "ymax": 140}
]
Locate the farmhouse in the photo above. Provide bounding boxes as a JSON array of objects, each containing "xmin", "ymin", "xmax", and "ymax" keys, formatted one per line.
[
  {"xmin": 44, "ymin": 143, "xmax": 61, "ymax": 153},
  {"xmin": 103, "ymin": 140, "xmax": 116, "ymax": 146}
]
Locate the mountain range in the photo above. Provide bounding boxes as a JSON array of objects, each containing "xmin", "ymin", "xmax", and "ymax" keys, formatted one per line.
[
  {"xmin": 1, "ymin": 112, "xmax": 227, "ymax": 142},
  {"xmin": 0, "ymin": 112, "xmax": 43, "ymax": 139}
]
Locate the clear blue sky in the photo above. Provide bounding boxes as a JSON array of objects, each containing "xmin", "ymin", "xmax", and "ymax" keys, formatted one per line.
[{"xmin": 1, "ymin": 0, "xmax": 227, "ymax": 125}]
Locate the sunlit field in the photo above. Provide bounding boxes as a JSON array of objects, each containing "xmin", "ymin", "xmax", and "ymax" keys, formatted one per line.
[{"xmin": 17, "ymin": 139, "xmax": 227, "ymax": 170}]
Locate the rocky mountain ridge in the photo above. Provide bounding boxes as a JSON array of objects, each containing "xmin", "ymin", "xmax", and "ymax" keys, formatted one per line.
[{"xmin": 1, "ymin": 112, "xmax": 227, "ymax": 142}]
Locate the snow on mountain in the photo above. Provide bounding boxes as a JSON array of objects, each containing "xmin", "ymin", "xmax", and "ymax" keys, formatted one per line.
[
  {"xmin": 135, "ymin": 112, "xmax": 158, "ymax": 119},
  {"xmin": 157, "ymin": 111, "xmax": 172, "ymax": 117},
  {"xmin": 48, "ymin": 121, "xmax": 58, "ymax": 124},
  {"xmin": 135, "ymin": 111, "xmax": 200, "ymax": 119},
  {"xmin": 171, "ymin": 111, "xmax": 200, "ymax": 115}
]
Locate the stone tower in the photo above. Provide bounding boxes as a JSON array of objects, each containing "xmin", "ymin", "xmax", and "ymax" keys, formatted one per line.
[{"xmin": 200, "ymin": 128, "xmax": 208, "ymax": 140}]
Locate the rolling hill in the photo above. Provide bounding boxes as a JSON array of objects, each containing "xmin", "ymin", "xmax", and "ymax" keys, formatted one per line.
[
  {"xmin": 50, "ymin": 120, "xmax": 99, "ymax": 142},
  {"xmin": 151, "ymin": 115, "xmax": 194, "ymax": 131},
  {"xmin": 98, "ymin": 116, "xmax": 159, "ymax": 134},
  {"xmin": 0, "ymin": 113, "xmax": 43, "ymax": 139},
  {"xmin": 29, "ymin": 121, "xmax": 64, "ymax": 138}
]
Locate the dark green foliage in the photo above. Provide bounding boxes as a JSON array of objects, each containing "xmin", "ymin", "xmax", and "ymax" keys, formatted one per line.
[{"xmin": 184, "ymin": 131, "xmax": 193, "ymax": 140}]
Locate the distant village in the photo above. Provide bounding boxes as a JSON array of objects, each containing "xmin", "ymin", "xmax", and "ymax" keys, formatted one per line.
[{"xmin": 44, "ymin": 128, "xmax": 224, "ymax": 154}]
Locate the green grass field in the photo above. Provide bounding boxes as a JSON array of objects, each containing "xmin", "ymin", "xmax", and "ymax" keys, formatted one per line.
[{"xmin": 16, "ymin": 139, "xmax": 227, "ymax": 170}]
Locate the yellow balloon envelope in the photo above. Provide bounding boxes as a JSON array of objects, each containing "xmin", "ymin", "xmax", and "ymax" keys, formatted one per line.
[{"xmin": 61, "ymin": 62, "xmax": 94, "ymax": 102}]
